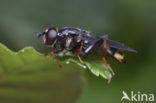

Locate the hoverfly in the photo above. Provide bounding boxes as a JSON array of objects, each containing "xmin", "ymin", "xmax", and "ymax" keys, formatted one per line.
[{"xmin": 37, "ymin": 27, "xmax": 137, "ymax": 76}]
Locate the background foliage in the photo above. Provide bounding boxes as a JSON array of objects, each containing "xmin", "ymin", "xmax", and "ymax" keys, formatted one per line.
[{"xmin": 0, "ymin": 0, "xmax": 156, "ymax": 103}]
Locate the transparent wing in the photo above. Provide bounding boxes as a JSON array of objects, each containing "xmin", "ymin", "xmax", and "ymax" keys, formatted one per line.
[{"xmin": 107, "ymin": 39, "xmax": 137, "ymax": 53}]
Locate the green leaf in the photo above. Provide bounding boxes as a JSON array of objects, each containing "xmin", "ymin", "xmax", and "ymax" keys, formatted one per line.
[
  {"xmin": 0, "ymin": 43, "xmax": 86, "ymax": 103},
  {"xmin": 0, "ymin": 43, "xmax": 114, "ymax": 102},
  {"xmin": 58, "ymin": 51, "xmax": 114, "ymax": 82},
  {"xmin": 62, "ymin": 57, "xmax": 113, "ymax": 82}
]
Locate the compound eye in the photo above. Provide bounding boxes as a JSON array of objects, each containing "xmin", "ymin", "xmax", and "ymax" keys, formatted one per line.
[
  {"xmin": 44, "ymin": 28, "xmax": 57, "ymax": 45},
  {"xmin": 48, "ymin": 29, "xmax": 57, "ymax": 39}
]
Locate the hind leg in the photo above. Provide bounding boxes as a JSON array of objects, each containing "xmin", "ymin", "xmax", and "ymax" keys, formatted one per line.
[{"xmin": 102, "ymin": 39, "xmax": 114, "ymax": 77}]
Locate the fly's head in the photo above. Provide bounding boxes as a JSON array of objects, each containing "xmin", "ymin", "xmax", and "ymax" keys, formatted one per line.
[{"xmin": 37, "ymin": 27, "xmax": 58, "ymax": 47}]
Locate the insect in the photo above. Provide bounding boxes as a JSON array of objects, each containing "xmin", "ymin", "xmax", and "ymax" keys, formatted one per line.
[{"xmin": 37, "ymin": 27, "xmax": 137, "ymax": 76}]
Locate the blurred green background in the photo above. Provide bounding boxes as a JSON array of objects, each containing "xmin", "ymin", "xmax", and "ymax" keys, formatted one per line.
[{"xmin": 0, "ymin": 0, "xmax": 156, "ymax": 103}]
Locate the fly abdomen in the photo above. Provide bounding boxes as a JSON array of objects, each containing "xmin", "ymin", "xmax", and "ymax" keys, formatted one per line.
[{"xmin": 107, "ymin": 48, "xmax": 126, "ymax": 64}]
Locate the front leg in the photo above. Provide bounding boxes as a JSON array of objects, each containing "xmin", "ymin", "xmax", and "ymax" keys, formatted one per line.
[
  {"xmin": 50, "ymin": 52, "xmax": 62, "ymax": 67},
  {"xmin": 45, "ymin": 47, "xmax": 62, "ymax": 67},
  {"xmin": 44, "ymin": 47, "xmax": 55, "ymax": 56}
]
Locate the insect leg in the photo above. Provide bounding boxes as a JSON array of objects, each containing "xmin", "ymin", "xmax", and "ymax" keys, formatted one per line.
[
  {"xmin": 76, "ymin": 42, "xmax": 86, "ymax": 65},
  {"xmin": 104, "ymin": 38, "xmax": 108, "ymax": 49},
  {"xmin": 102, "ymin": 39, "xmax": 114, "ymax": 77},
  {"xmin": 44, "ymin": 47, "xmax": 56, "ymax": 56},
  {"xmin": 45, "ymin": 47, "xmax": 62, "ymax": 67},
  {"xmin": 50, "ymin": 52, "xmax": 62, "ymax": 67},
  {"xmin": 102, "ymin": 56, "xmax": 114, "ymax": 77}
]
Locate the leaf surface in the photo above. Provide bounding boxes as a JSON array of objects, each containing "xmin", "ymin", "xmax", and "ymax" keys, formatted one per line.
[
  {"xmin": 0, "ymin": 43, "xmax": 114, "ymax": 103},
  {"xmin": 0, "ymin": 43, "xmax": 85, "ymax": 103}
]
